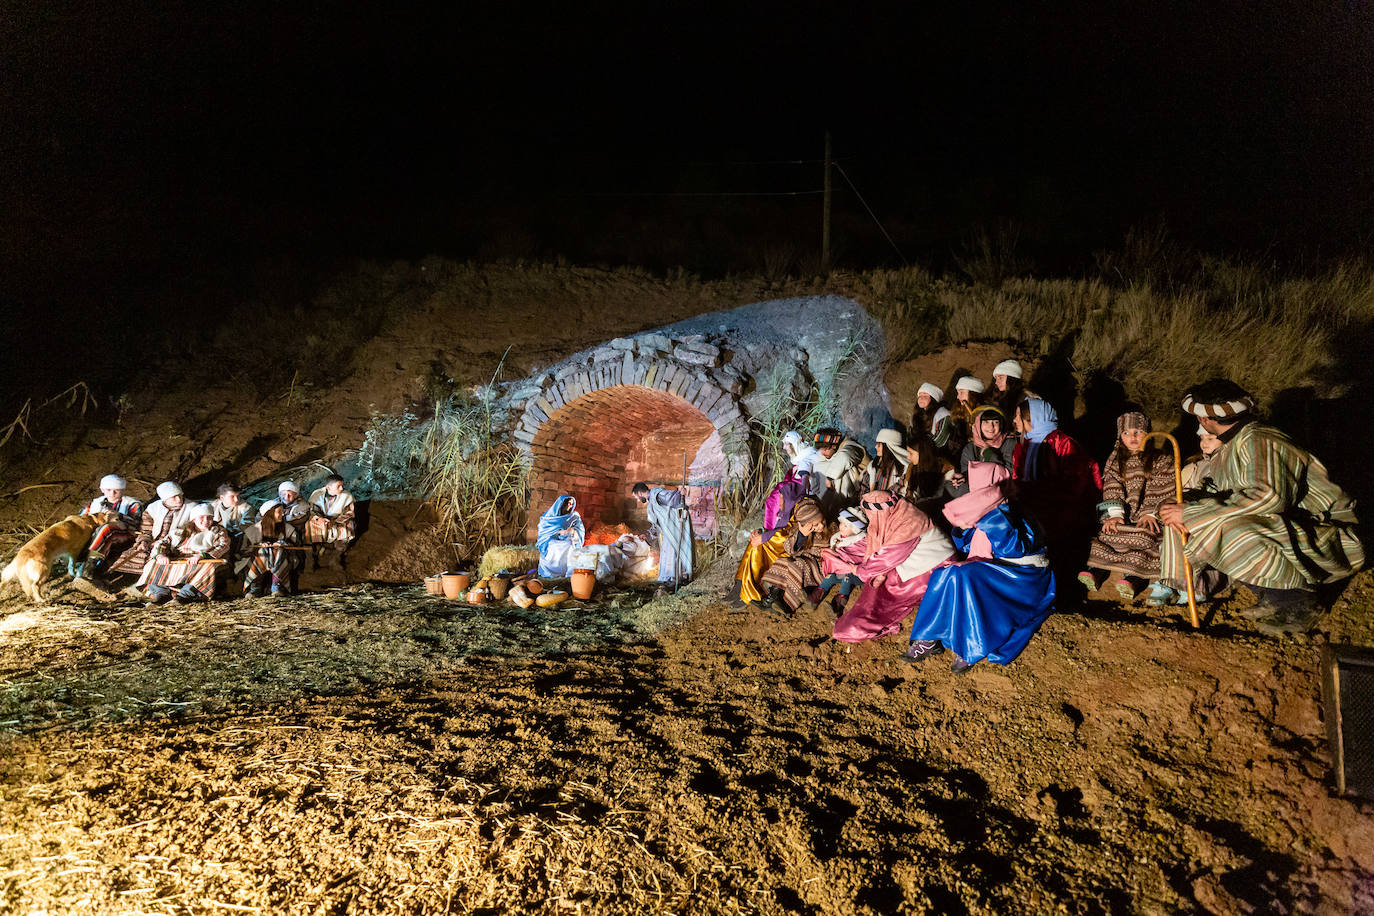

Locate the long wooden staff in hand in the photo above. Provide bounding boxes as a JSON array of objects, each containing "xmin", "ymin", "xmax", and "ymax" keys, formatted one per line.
[{"xmin": 1146, "ymin": 432, "xmax": 1199, "ymax": 628}]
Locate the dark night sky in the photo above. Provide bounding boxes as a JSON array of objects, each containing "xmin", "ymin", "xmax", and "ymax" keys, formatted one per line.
[{"xmin": 3, "ymin": 1, "xmax": 1374, "ymax": 320}]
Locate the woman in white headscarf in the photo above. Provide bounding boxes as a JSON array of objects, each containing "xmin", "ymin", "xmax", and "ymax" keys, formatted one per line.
[
  {"xmin": 139, "ymin": 503, "xmax": 232, "ymax": 603},
  {"xmin": 866, "ymin": 428, "xmax": 913, "ymax": 497}
]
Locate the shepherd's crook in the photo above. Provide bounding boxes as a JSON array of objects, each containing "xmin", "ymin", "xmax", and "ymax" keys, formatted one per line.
[{"xmin": 1145, "ymin": 431, "xmax": 1199, "ymax": 628}]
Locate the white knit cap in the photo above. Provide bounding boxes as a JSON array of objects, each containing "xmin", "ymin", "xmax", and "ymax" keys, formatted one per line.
[
  {"xmin": 99, "ymin": 474, "xmax": 126, "ymax": 490},
  {"xmin": 875, "ymin": 428, "xmax": 905, "ymax": 451},
  {"xmin": 955, "ymin": 376, "xmax": 986, "ymax": 393},
  {"xmin": 917, "ymin": 382, "xmax": 943, "ymax": 402},
  {"xmin": 993, "ymin": 359, "xmax": 1023, "ymax": 379},
  {"xmin": 278, "ymin": 481, "xmax": 300, "ymax": 496},
  {"xmin": 156, "ymin": 481, "xmax": 183, "ymax": 500},
  {"xmin": 189, "ymin": 502, "xmax": 213, "ymax": 520}
]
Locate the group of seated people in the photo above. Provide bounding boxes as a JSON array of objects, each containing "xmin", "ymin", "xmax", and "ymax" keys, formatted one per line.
[
  {"xmin": 71, "ymin": 474, "xmax": 358, "ymax": 603},
  {"xmin": 736, "ymin": 367, "xmax": 1365, "ymax": 670}
]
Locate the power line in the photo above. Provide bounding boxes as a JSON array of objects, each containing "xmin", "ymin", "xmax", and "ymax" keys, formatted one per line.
[
  {"xmin": 833, "ymin": 162, "xmax": 907, "ymax": 264},
  {"xmin": 565, "ymin": 189, "xmax": 825, "ymax": 198}
]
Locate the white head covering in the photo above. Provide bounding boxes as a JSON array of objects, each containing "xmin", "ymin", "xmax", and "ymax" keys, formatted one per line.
[
  {"xmin": 838, "ymin": 507, "xmax": 868, "ymax": 532},
  {"xmin": 875, "ymin": 428, "xmax": 905, "ymax": 452},
  {"xmin": 917, "ymin": 382, "xmax": 943, "ymax": 402},
  {"xmin": 1197, "ymin": 423, "xmax": 1209, "ymax": 437},
  {"xmin": 278, "ymin": 481, "xmax": 300, "ymax": 496},
  {"xmin": 156, "ymin": 481, "xmax": 183, "ymax": 500},
  {"xmin": 189, "ymin": 502, "xmax": 213, "ymax": 520},
  {"xmin": 781, "ymin": 430, "xmax": 820, "ymax": 473},
  {"xmin": 993, "ymin": 359, "xmax": 1024, "ymax": 380},
  {"xmin": 955, "ymin": 376, "xmax": 986, "ymax": 394},
  {"xmin": 99, "ymin": 474, "xmax": 127, "ymax": 490}
]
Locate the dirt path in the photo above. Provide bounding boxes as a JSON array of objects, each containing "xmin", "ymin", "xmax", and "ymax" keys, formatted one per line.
[{"xmin": 3, "ymin": 572, "xmax": 1372, "ymax": 914}]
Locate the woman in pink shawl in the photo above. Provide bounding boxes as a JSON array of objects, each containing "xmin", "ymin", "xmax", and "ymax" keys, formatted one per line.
[{"xmin": 831, "ymin": 491, "xmax": 955, "ymax": 643}]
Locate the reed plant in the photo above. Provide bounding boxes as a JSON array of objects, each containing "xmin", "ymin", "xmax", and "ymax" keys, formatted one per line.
[{"xmin": 417, "ymin": 392, "xmax": 530, "ymax": 563}]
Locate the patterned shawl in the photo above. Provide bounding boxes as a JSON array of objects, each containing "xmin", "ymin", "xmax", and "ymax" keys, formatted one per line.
[{"xmin": 860, "ymin": 490, "xmax": 933, "ymax": 560}]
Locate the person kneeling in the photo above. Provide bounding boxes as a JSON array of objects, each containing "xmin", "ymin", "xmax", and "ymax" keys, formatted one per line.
[{"xmin": 831, "ymin": 492, "xmax": 954, "ymax": 643}]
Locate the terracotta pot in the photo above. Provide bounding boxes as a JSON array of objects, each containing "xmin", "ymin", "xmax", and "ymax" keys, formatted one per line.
[
  {"xmin": 424, "ymin": 575, "xmax": 443, "ymax": 596},
  {"xmin": 488, "ymin": 576, "xmax": 510, "ymax": 600},
  {"xmin": 570, "ymin": 568, "xmax": 596, "ymax": 600},
  {"xmin": 441, "ymin": 572, "xmax": 471, "ymax": 599},
  {"xmin": 467, "ymin": 587, "xmax": 488, "ymax": 605},
  {"xmin": 525, "ymin": 579, "xmax": 544, "ymax": 596}
]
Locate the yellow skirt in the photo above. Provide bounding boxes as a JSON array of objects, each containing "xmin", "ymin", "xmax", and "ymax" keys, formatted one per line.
[{"xmin": 735, "ymin": 530, "xmax": 790, "ymax": 603}]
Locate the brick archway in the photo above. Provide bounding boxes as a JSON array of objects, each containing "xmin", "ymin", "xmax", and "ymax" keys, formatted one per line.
[{"xmin": 526, "ymin": 385, "xmax": 735, "ymax": 538}]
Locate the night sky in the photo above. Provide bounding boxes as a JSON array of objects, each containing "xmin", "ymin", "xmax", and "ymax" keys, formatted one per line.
[{"xmin": 3, "ymin": 1, "xmax": 1373, "ymax": 331}]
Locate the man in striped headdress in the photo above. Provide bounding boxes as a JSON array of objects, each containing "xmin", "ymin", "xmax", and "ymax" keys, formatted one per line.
[{"xmin": 1159, "ymin": 379, "xmax": 1364, "ymax": 635}]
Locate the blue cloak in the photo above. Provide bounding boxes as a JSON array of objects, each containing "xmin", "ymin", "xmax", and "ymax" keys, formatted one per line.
[{"xmin": 909, "ymin": 503, "xmax": 1055, "ymax": 666}]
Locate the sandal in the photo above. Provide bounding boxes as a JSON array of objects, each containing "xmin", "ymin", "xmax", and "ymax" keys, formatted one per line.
[
  {"xmin": 1076, "ymin": 571, "xmax": 1098, "ymax": 592},
  {"xmin": 1144, "ymin": 584, "xmax": 1179, "ymax": 606},
  {"xmin": 1112, "ymin": 578, "xmax": 1135, "ymax": 601}
]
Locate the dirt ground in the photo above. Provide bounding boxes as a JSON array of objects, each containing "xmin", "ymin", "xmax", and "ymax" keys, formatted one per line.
[
  {"xmin": 1, "ymin": 265, "xmax": 1372, "ymax": 913},
  {"xmin": 2, "ymin": 565, "xmax": 1373, "ymax": 915}
]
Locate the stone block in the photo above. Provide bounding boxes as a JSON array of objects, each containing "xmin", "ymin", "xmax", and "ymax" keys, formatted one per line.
[
  {"xmin": 592, "ymin": 346, "xmax": 619, "ymax": 362},
  {"xmin": 638, "ymin": 333, "xmax": 672, "ymax": 351},
  {"xmin": 609, "ymin": 337, "xmax": 636, "ymax": 350},
  {"xmin": 673, "ymin": 347, "xmax": 719, "ymax": 367}
]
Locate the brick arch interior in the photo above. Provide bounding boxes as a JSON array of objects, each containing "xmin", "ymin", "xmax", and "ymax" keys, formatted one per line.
[{"xmin": 527, "ymin": 386, "xmax": 719, "ymax": 539}]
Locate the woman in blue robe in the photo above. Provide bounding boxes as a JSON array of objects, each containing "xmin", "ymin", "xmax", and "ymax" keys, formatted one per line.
[
  {"xmin": 536, "ymin": 495, "xmax": 585, "ymax": 577},
  {"xmin": 905, "ymin": 462, "xmax": 1055, "ymax": 673}
]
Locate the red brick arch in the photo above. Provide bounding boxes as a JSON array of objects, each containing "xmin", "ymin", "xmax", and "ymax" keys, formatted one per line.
[{"xmin": 526, "ymin": 386, "xmax": 722, "ymax": 538}]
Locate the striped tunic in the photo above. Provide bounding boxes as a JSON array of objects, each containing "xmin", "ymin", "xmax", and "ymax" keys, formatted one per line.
[
  {"xmin": 1088, "ymin": 450, "xmax": 1176, "ymax": 578},
  {"xmin": 1160, "ymin": 422, "xmax": 1364, "ymax": 590},
  {"xmin": 140, "ymin": 525, "xmax": 232, "ymax": 596}
]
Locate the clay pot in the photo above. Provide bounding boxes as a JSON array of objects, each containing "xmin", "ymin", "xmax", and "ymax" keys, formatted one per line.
[
  {"xmin": 467, "ymin": 587, "xmax": 488, "ymax": 605},
  {"xmin": 570, "ymin": 568, "xmax": 596, "ymax": 600},
  {"xmin": 525, "ymin": 579, "xmax": 544, "ymax": 596},
  {"xmin": 441, "ymin": 572, "xmax": 471, "ymax": 599},
  {"xmin": 488, "ymin": 576, "xmax": 510, "ymax": 600},
  {"xmin": 424, "ymin": 575, "xmax": 443, "ymax": 596}
]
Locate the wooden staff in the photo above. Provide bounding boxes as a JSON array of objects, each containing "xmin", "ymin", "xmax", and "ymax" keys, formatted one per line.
[{"xmin": 1145, "ymin": 431, "xmax": 1199, "ymax": 628}]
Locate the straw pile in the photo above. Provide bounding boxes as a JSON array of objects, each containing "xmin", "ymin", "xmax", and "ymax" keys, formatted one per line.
[{"xmin": 477, "ymin": 544, "xmax": 540, "ymax": 580}]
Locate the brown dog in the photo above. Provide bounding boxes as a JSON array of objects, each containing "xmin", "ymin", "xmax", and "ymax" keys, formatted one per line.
[{"xmin": 2, "ymin": 512, "xmax": 115, "ymax": 603}]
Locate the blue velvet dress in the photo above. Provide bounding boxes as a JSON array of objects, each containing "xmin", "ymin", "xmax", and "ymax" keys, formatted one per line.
[{"xmin": 909, "ymin": 503, "xmax": 1056, "ymax": 665}]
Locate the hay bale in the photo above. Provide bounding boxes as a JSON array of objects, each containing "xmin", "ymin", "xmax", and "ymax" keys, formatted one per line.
[{"xmin": 478, "ymin": 544, "xmax": 540, "ymax": 580}]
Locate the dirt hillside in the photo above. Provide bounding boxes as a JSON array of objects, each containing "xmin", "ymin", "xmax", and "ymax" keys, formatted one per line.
[{"xmin": 1, "ymin": 262, "xmax": 1371, "ymax": 914}]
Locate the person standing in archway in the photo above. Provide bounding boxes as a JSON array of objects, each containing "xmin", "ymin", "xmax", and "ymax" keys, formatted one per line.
[{"xmin": 633, "ymin": 482, "xmax": 693, "ymax": 587}]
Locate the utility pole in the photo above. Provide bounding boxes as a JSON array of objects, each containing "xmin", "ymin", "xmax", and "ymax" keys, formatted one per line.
[{"xmin": 821, "ymin": 131, "xmax": 832, "ymax": 275}]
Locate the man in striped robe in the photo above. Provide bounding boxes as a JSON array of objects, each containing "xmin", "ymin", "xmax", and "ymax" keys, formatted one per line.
[{"xmin": 1160, "ymin": 379, "xmax": 1364, "ymax": 635}]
